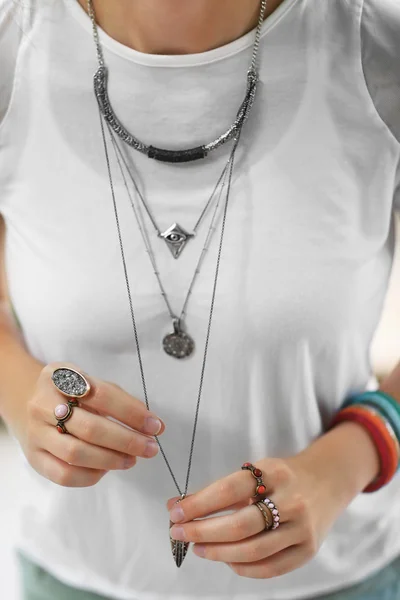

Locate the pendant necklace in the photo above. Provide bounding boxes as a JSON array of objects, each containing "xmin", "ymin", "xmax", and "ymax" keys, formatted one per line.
[
  {"xmin": 99, "ymin": 111, "xmax": 243, "ymax": 565},
  {"xmin": 107, "ymin": 126, "xmax": 236, "ymax": 359},
  {"xmin": 90, "ymin": 0, "xmax": 268, "ymax": 566},
  {"xmin": 87, "ymin": 0, "xmax": 266, "ymax": 259}
]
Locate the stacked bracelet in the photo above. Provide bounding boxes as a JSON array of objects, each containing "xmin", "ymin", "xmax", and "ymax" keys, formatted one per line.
[
  {"xmin": 330, "ymin": 390, "xmax": 400, "ymax": 493},
  {"xmin": 361, "ymin": 405, "xmax": 400, "ymax": 462},
  {"xmin": 343, "ymin": 391, "xmax": 400, "ymax": 447}
]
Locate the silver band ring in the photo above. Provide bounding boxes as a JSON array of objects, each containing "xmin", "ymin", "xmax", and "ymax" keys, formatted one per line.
[{"xmin": 261, "ymin": 497, "xmax": 280, "ymax": 529}]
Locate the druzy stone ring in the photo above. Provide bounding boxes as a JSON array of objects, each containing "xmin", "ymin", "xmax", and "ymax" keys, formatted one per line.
[
  {"xmin": 52, "ymin": 368, "xmax": 91, "ymax": 434},
  {"xmin": 52, "ymin": 368, "xmax": 91, "ymax": 399},
  {"xmin": 241, "ymin": 462, "xmax": 268, "ymax": 497}
]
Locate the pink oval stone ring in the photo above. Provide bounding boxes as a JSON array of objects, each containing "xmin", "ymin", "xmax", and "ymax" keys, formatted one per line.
[
  {"xmin": 52, "ymin": 367, "xmax": 90, "ymax": 434},
  {"xmin": 54, "ymin": 402, "xmax": 75, "ymax": 434}
]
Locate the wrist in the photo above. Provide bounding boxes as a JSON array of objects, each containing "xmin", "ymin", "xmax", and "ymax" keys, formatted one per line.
[
  {"xmin": 301, "ymin": 421, "xmax": 380, "ymax": 506},
  {"xmin": 0, "ymin": 337, "xmax": 44, "ymax": 438}
]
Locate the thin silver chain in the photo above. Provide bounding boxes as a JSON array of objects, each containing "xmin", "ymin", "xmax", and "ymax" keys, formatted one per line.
[
  {"xmin": 93, "ymin": 0, "xmax": 263, "ymax": 496},
  {"xmin": 87, "ymin": 0, "xmax": 267, "ymax": 159},
  {"xmin": 113, "ymin": 143, "xmax": 229, "ymax": 239},
  {"xmin": 107, "ymin": 125, "xmax": 235, "ymax": 325},
  {"xmin": 99, "ymin": 109, "xmax": 243, "ymax": 496}
]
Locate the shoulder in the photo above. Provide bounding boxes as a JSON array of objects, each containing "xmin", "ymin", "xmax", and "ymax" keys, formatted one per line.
[
  {"xmin": 0, "ymin": 0, "xmax": 26, "ymax": 125},
  {"xmin": 360, "ymin": 0, "xmax": 400, "ymax": 144},
  {"xmin": 0, "ymin": 0, "xmax": 46, "ymax": 127}
]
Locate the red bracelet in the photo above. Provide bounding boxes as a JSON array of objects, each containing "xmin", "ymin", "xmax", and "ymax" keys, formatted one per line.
[{"xmin": 330, "ymin": 405, "xmax": 398, "ymax": 492}]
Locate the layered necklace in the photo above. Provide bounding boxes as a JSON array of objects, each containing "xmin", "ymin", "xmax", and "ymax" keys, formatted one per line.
[{"xmin": 88, "ymin": 0, "xmax": 267, "ymax": 566}]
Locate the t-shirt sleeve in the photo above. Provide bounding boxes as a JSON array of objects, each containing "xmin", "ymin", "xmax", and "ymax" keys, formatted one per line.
[
  {"xmin": 394, "ymin": 174, "xmax": 400, "ymax": 213},
  {"xmin": 361, "ymin": 0, "xmax": 400, "ymax": 213},
  {"xmin": 0, "ymin": 0, "xmax": 24, "ymax": 126}
]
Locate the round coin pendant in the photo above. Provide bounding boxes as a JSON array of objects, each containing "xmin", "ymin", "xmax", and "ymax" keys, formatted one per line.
[
  {"xmin": 163, "ymin": 318, "xmax": 194, "ymax": 359},
  {"xmin": 163, "ymin": 331, "xmax": 195, "ymax": 359}
]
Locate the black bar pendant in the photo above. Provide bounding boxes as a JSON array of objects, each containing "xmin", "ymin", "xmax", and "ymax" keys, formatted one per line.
[{"xmin": 148, "ymin": 145, "xmax": 207, "ymax": 163}]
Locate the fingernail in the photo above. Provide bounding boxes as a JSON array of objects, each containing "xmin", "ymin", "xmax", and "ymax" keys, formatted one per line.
[
  {"xmin": 144, "ymin": 417, "xmax": 162, "ymax": 435},
  {"xmin": 193, "ymin": 544, "xmax": 206, "ymax": 558},
  {"xmin": 123, "ymin": 456, "xmax": 136, "ymax": 469},
  {"xmin": 169, "ymin": 506, "xmax": 184, "ymax": 523},
  {"xmin": 144, "ymin": 440, "xmax": 159, "ymax": 458},
  {"xmin": 169, "ymin": 526, "xmax": 186, "ymax": 541}
]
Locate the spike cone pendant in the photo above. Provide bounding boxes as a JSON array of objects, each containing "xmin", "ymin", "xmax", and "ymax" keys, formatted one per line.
[
  {"xmin": 170, "ymin": 498, "xmax": 189, "ymax": 567},
  {"xmin": 170, "ymin": 527, "xmax": 190, "ymax": 567}
]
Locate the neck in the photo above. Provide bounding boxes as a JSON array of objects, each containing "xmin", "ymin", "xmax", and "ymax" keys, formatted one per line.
[{"xmin": 81, "ymin": 0, "xmax": 280, "ymax": 55}]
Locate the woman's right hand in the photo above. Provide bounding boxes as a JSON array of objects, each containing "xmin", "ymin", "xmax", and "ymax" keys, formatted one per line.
[{"xmin": 19, "ymin": 362, "xmax": 165, "ymax": 488}]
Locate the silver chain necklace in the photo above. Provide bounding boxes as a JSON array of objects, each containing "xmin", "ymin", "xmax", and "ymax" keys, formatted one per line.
[
  {"xmin": 107, "ymin": 125, "xmax": 236, "ymax": 359},
  {"xmin": 87, "ymin": 0, "xmax": 267, "ymax": 259},
  {"xmin": 91, "ymin": 0, "xmax": 267, "ymax": 566},
  {"xmin": 99, "ymin": 109, "xmax": 243, "ymax": 566},
  {"xmin": 88, "ymin": 0, "xmax": 266, "ymax": 164}
]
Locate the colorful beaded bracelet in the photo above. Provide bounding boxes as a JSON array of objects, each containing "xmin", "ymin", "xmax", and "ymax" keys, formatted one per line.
[{"xmin": 330, "ymin": 405, "xmax": 399, "ymax": 493}]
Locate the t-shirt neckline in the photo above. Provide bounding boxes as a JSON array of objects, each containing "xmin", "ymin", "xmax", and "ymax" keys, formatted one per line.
[{"xmin": 64, "ymin": 0, "xmax": 300, "ymax": 68}]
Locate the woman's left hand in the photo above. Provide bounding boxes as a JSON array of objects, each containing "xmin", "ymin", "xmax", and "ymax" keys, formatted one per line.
[{"xmin": 167, "ymin": 448, "xmax": 357, "ymax": 579}]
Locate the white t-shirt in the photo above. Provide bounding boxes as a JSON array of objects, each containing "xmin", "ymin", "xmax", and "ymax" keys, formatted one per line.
[{"xmin": 1, "ymin": 0, "xmax": 400, "ymax": 598}]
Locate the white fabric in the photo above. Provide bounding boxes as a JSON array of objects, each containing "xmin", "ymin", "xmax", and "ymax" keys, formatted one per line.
[{"xmin": 1, "ymin": 0, "xmax": 400, "ymax": 598}]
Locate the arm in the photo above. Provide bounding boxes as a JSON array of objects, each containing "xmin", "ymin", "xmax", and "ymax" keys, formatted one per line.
[
  {"xmin": 298, "ymin": 363, "xmax": 400, "ymax": 509},
  {"xmin": 0, "ymin": 216, "xmax": 44, "ymax": 438}
]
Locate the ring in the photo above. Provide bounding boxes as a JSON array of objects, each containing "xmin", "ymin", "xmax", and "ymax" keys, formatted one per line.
[
  {"xmin": 261, "ymin": 497, "xmax": 280, "ymax": 530},
  {"xmin": 51, "ymin": 367, "xmax": 91, "ymax": 399},
  {"xmin": 54, "ymin": 399, "xmax": 79, "ymax": 434},
  {"xmin": 241, "ymin": 462, "xmax": 267, "ymax": 497},
  {"xmin": 52, "ymin": 368, "xmax": 90, "ymax": 434},
  {"xmin": 254, "ymin": 501, "xmax": 273, "ymax": 531}
]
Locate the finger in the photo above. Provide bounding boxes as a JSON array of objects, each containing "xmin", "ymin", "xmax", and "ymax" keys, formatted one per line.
[
  {"xmin": 170, "ymin": 502, "xmax": 276, "ymax": 544},
  {"xmin": 41, "ymin": 404, "xmax": 160, "ymax": 459},
  {"xmin": 228, "ymin": 543, "xmax": 310, "ymax": 579},
  {"xmin": 41, "ymin": 363, "xmax": 166, "ymax": 436},
  {"xmin": 41, "ymin": 427, "xmax": 137, "ymax": 471},
  {"xmin": 33, "ymin": 448, "xmax": 107, "ymax": 488},
  {"xmin": 192, "ymin": 522, "xmax": 300, "ymax": 564},
  {"xmin": 169, "ymin": 459, "xmax": 294, "ymax": 524},
  {"xmin": 166, "ymin": 495, "xmax": 249, "ymax": 515},
  {"xmin": 169, "ymin": 468, "xmax": 266, "ymax": 524}
]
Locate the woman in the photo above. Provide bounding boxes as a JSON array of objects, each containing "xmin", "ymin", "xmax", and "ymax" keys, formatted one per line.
[{"xmin": 0, "ymin": 0, "xmax": 400, "ymax": 598}]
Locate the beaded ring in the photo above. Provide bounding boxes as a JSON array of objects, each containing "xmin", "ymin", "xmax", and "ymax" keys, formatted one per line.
[
  {"xmin": 262, "ymin": 497, "xmax": 280, "ymax": 529},
  {"xmin": 241, "ymin": 462, "xmax": 267, "ymax": 497}
]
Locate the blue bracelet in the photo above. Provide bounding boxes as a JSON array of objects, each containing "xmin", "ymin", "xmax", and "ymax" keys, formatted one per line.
[{"xmin": 343, "ymin": 391, "xmax": 400, "ymax": 447}]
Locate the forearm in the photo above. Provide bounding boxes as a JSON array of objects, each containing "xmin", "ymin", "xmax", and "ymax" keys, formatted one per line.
[
  {"xmin": 300, "ymin": 362, "xmax": 400, "ymax": 508},
  {"xmin": 0, "ymin": 301, "xmax": 43, "ymax": 436}
]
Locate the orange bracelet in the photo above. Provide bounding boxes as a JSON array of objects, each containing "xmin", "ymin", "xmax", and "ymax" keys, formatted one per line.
[{"xmin": 330, "ymin": 404, "xmax": 399, "ymax": 492}]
